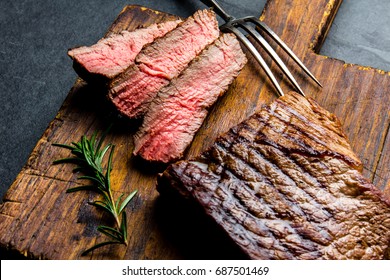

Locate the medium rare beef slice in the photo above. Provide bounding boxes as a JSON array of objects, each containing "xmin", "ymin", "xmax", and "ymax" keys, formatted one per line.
[
  {"xmin": 158, "ymin": 92, "xmax": 390, "ymax": 260},
  {"xmin": 68, "ymin": 19, "xmax": 182, "ymax": 82},
  {"xmin": 108, "ymin": 9, "xmax": 220, "ymax": 118},
  {"xmin": 133, "ymin": 33, "xmax": 248, "ymax": 163}
]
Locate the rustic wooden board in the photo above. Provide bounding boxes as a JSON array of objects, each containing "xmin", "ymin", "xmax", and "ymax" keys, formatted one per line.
[{"xmin": 1, "ymin": 0, "xmax": 389, "ymax": 259}]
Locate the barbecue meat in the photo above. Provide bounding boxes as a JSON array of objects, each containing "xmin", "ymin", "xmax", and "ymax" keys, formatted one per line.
[
  {"xmin": 158, "ymin": 92, "xmax": 390, "ymax": 260},
  {"xmin": 68, "ymin": 20, "xmax": 181, "ymax": 82},
  {"xmin": 133, "ymin": 33, "xmax": 247, "ymax": 163},
  {"xmin": 108, "ymin": 9, "xmax": 220, "ymax": 118}
]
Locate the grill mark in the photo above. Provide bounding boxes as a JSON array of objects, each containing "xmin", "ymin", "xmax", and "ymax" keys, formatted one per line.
[
  {"xmin": 212, "ymin": 142, "xmax": 302, "ymax": 218},
  {"xmin": 210, "ymin": 204, "xmax": 274, "ymax": 259},
  {"xmin": 289, "ymin": 154, "xmax": 390, "ymax": 248},
  {"xmin": 227, "ymin": 116, "xmax": 340, "ymax": 220},
  {"xmin": 230, "ymin": 110, "xmax": 336, "ymax": 162},
  {"xmin": 229, "ymin": 101, "xmax": 360, "ymax": 169},
  {"xmin": 209, "ymin": 159, "xmax": 319, "ymax": 258},
  {"xmin": 289, "ymin": 152, "xmax": 370, "ymax": 209},
  {"xmin": 207, "ymin": 145, "xmax": 287, "ymax": 250},
  {"xmin": 265, "ymin": 153, "xmax": 390, "ymax": 255},
  {"xmin": 204, "ymin": 145, "xmax": 302, "ymax": 256},
  {"xmin": 191, "ymin": 172, "xmax": 280, "ymax": 259},
  {"xmin": 275, "ymin": 97, "xmax": 343, "ymax": 139},
  {"xmin": 246, "ymin": 149, "xmax": 333, "ymax": 241},
  {"xmin": 214, "ymin": 140, "xmax": 316, "ymax": 224},
  {"xmin": 220, "ymin": 172, "xmax": 277, "ymax": 221},
  {"xmin": 255, "ymin": 116, "xmax": 330, "ymax": 157},
  {"xmin": 248, "ymin": 144, "xmax": 338, "ymax": 245},
  {"xmin": 230, "ymin": 115, "xmax": 265, "ymax": 140},
  {"xmin": 252, "ymin": 143, "xmax": 335, "ymax": 219},
  {"xmin": 219, "ymin": 130, "xmax": 334, "ymax": 222},
  {"xmin": 285, "ymin": 153, "xmax": 339, "ymax": 217},
  {"xmin": 225, "ymin": 129, "xmax": 344, "ymax": 245},
  {"xmin": 274, "ymin": 102, "xmax": 332, "ymax": 143},
  {"xmin": 272, "ymin": 101, "xmax": 360, "ymax": 167},
  {"xmin": 211, "ymin": 132, "xmax": 336, "ymax": 246},
  {"xmin": 172, "ymin": 164, "xmax": 276, "ymax": 259},
  {"xmin": 209, "ymin": 143, "xmax": 328, "ymax": 253},
  {"xmin": 219, "ymin": 170, "xmax": 320, "ymax": 256},
  {"xmin": 209, "ymin": 175, "xmax": 295, "ymax": 259}
]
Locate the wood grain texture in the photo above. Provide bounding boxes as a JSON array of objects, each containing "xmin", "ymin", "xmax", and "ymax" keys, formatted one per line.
[{"xmin": 0, "ymin": 1, "xmax": 389, "ymax": 259}]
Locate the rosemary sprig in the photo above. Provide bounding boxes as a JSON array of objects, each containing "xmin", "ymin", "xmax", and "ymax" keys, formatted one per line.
[{"xmin": 53, "ymin": 128, "xmax": 137, "ymax": 256}]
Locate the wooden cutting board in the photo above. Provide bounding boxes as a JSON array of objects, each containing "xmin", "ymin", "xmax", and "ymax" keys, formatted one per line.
[{"xmin": 1, "ymin": 0, "xmax": 389, "ymax": 259}]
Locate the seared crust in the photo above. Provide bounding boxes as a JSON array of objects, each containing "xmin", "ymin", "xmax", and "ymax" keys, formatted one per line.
[{"xmin": 158, "ymin": 92, "xmax": 390, "ymax": 260}]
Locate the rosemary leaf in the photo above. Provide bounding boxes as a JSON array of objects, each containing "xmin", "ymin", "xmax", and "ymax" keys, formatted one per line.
[
  {"xmin": 118, "ymin": 190, "xmax": 138, "ymax": 216},
  {"xmin": 53, "ymin": 157, "xmax": 83, "ymax": 165},
  {"xmin": 120, "ymin": 212, "xmax": 128, "ymax": 244},
  {"xmin": 77, "ymin": 175, "xmax": 106, "ymax": 190},
  {"xmin": 96, "ymin": 145, "xmax": 111, "ymax": 166},
  {"xmin": 66, "ymin": 185, "xmax": 96, "ymax": 193},
  {"xmin": 52, "ymin": 143, "xmax": 76, "ymax": 150},
  {"xmin": 89, "ymin": 200, "xmax": 113, "ymax": 214},
  {"xmin": 81, "ymin": 241, "xmax": 122, "ymax": 257},
  {"xmin": 97, "ymin": 225, "xmax": 124, "ymax": 240},
  {"xmin": 96, "ymin": 125, "xmax": 112, "ymax": 152},
  {"xmin": 52, "ymin": 128, "xmax": 137, "ymax": 255},
  {"xmin": 115, "ymin": 194, "xmax": 124, "ymax": 215},
  {"xmin": 90, "ymin": 131, "xmax": 98, "ymax": 148},
  {"xmin": 72, "ymin": 167, "xmax": 84, "ymax": 173}
]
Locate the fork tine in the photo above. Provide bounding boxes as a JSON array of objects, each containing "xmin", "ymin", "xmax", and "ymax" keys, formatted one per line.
[
  {"xmin": 238, "ymin": 21, "xmax": 306, "ymax": 97},
  {"xmin": 223, "ymin": 25, "xmax": 285, "ymax": 97},
  {"xmin": 247, "ymin": 16, "xmax": 323, "ymax": 88}
]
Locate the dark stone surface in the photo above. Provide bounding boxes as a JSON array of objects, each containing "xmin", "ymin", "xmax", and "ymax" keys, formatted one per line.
[
  {"xmin": 321, "ymin": 0, "xmax": 390, "ymax": 72},
  {"xmin": 0, "ymin": 0, "xmax": 389, "ymax": 199}
]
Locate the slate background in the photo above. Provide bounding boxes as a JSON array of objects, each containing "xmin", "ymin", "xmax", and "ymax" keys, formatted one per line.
[{"xmin": 0, "ymin": 0, "xmax": 389, "ymax": 199}]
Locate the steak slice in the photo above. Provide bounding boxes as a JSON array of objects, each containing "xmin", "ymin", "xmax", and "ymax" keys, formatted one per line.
[
  {"xmin": 158, "ymin": 92, "xmax": 390, "ymax": 260},
  {"xmin": 133, "ymin": 33, "xmax": 248, "ymax": 163},
  {"xmin": 108, "ymin": 9, "xmax": 220, "ymax": 118},
  {"xmin": 68, "ymin": 19, "xmax": 182, "ymax": 82}
]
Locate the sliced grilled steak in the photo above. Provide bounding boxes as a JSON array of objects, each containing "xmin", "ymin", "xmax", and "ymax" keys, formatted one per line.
[
  {"xmin": 68, "ymin": 20, "xmax": 182, "ymax": 82},
  {"xmin": 158, "ymin": 92, "xmax": 390, "ymax": 260},
  {"xmin": 108, "ymin": 9, "xmax": 220, "ymax": 118},
  {"xmin": 133, "ymin": 33, "xmax": 247, "ymax": 163}
]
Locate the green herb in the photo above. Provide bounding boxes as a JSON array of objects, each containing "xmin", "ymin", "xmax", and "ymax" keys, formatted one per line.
[{"xmin": 52, "ymin": 127, "xmax": 137, "ymax": 256}]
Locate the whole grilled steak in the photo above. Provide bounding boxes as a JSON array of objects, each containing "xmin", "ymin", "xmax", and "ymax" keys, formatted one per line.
[
  {"xmin": 108, "ymin": 9, "xmax": 220, "ymax": 118},
  {"xmin": 133, "ymin": 33, "xmax": 247, "ymax": 163},
  {"xmin": 158, "ymin": 92, "xmax": 390, "ymax": 260},
  {"xmin": 68, "ymin": 20, "xmax": 182, "ymax": 82}
]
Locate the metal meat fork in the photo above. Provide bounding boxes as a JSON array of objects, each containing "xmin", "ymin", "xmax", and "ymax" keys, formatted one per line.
[{"xmin": 200, "ymin": 0, "xmax": 322, "ymax": 97}]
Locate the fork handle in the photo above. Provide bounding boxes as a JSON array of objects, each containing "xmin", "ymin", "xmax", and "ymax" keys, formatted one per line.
[{"xmin": 200, "ymin": 0, "xmax": 233, "ymax": 22}]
